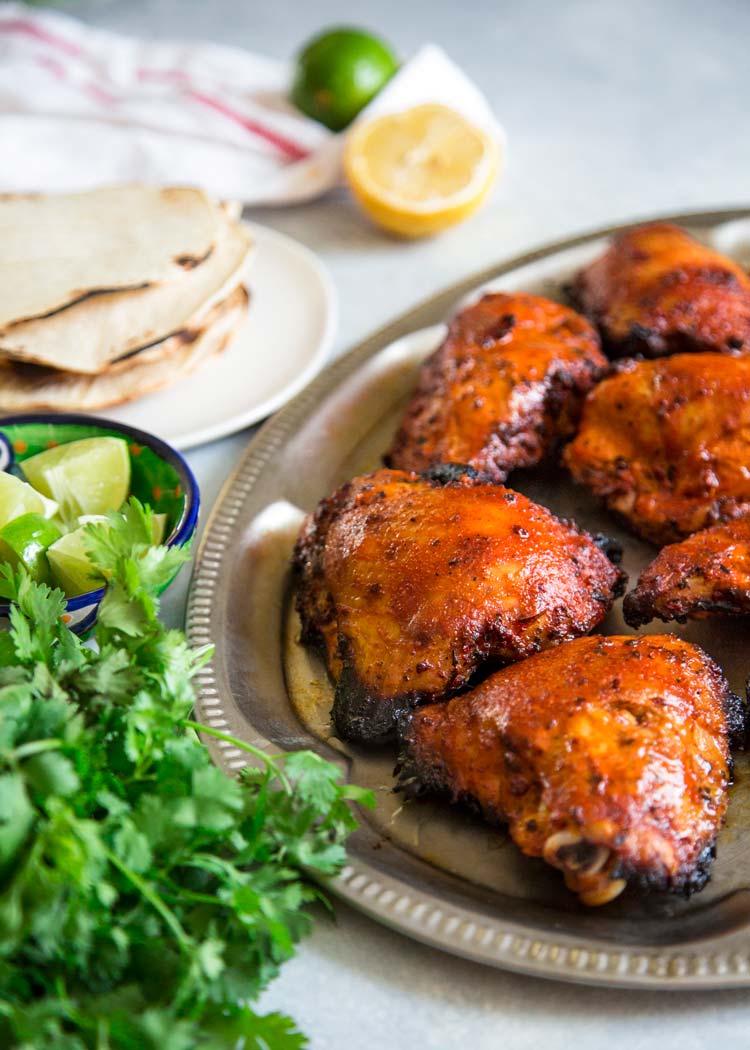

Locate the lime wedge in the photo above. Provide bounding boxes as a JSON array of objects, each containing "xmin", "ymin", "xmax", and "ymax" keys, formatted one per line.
[
  {"xmin": 152, "ymin": 513, "xmax": 168, "ymax": 545},
  {"xmin": 47, "ymin": 525, "xmax": 106, "ymax": 597},
  {"xmin": 20, "ymin": 437, "xmax": 131, "ymax": 519},
  {"xmin": 79, "ymin": 510, "xmax": 167, "ymax": 544},
  {"xmin": 0, "ymin": 471, "xmax": 58, "ymax": 529},
  {"xmin": 0, "ymin": 512, "xmax": 63, "ymax": 583}
]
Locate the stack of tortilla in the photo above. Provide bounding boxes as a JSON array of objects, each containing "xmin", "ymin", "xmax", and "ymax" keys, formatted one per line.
[{"xmin": 0, "ymin": 185, "xmax": 252, "ymax": 411}]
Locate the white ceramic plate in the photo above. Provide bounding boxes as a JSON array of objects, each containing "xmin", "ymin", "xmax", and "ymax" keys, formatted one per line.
[{"xmin": 100, "ymin": 221, "xmax": 337, "ymax": 450}]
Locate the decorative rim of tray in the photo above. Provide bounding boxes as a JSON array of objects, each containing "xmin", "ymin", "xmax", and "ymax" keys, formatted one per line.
[{"xmin": 186, "ymin": 207, "xmax": 750, "ymax": 990}]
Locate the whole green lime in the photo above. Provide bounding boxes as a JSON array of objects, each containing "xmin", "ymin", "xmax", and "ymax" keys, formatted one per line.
[{"xmin": 291, "ymin": 28, "xmax": 399, "ymax": 132}]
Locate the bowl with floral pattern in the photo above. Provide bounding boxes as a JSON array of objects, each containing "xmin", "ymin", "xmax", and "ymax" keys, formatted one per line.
[{"xmin": 0, "ymin": 414, "xmax": 199, "ymax": 634}]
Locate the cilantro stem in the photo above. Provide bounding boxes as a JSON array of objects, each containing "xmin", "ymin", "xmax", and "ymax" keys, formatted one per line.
[
  {"xmin": 182, "ymin": 720, "xmax": 292, "ymax": 793},
  {"xmin": 103, "ymin": 846, "xmax": 192, "ymax": 952},
  {"xmin": 0, "ymin": 507, "xmax": 366, "ymax": 1050},
  {"xmin": 166, "ymin": 887, "xmax": 222, "ymax": 908},
  {"xmin": 10, "ymin": 738, "xmax": 64, "ymax": 761},
  {"xmin": 96, "ymin": 1016, "xmax": 110, "ymax": 1050}
]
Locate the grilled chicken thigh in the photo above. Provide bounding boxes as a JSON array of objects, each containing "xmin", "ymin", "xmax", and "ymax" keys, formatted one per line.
[
  {"xmin": 624, "ymin": 519, "xmax": 750, "ymax": 627},
  {"xmin": 563, "ymin": 352, "xmax": 750, "ymax": 545},
  {"xmin": 386, "ymin": 292, "xmax": 607, "ymax": 482},
  {"xmin": 398, "ymin": 635, "xmax": 743, "ymax": 905},
  {"xmin": 293, "ymin": 466, "xmax": 624, "ymax": 744},
  {"xmin": 570, "ymin": 222, "xmax": 750, "ymax": 358}
]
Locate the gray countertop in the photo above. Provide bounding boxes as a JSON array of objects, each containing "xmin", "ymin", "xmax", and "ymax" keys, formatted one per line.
[{"xmin": 65, "ymin": 0, "xmax": 750, "ymax": 1043}]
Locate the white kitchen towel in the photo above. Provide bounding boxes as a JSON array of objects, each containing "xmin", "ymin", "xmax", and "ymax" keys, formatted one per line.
[{"xmin": 0, "ymin": 3, "xmax": 505, "ymax": 203}]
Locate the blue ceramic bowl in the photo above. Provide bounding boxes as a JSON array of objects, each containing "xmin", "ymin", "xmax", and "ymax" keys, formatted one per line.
[{"xmin": 0, "ymin": 413, "xmax": 199, "ymax": 634}]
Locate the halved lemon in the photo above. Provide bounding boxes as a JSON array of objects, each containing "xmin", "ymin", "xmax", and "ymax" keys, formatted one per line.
[{"xmin": 344, "ymin": 103, "xmax": 500, "ymax": 238}]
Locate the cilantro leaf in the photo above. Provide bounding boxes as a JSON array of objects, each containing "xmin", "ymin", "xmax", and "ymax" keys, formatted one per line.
[{"xmin": 0, "ymin": 498, "xmax": 368, "ymax": 1049}]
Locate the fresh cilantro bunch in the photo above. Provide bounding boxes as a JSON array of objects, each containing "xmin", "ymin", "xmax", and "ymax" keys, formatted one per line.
[{"xmin": 0, "ymin": 500, "xmax": 373, "ymax": 1049}]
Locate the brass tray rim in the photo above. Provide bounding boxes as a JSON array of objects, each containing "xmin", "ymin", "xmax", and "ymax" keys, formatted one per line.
[{"xmin": 186, "ymin": 206, "xmax": 750, "ymax": 990}]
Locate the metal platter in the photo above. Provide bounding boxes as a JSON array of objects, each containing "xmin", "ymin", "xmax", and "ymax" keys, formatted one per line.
[{"xmin": 186, "ymin": 209, "xmax": 750, "ymax": 989}]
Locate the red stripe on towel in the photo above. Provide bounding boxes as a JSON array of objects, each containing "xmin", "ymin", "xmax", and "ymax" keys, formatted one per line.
[
  {"xmin": 35, "ymin": 54, "xmax": 67, "ymax": 80},
  {"xmin": 136, "ymin": 68, "xmax": 191, "ymax": 84},
  {"xmin": 0, "ymin": 17, "xmax": 82, "ymax": 56},
  {"xmin": 187, "ymin": 89, "xmax": 310, "ymax": 161}
]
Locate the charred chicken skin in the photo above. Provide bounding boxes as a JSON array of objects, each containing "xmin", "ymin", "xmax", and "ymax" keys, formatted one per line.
[
  {"xmin": 398, "ymin": 635, "xmax": 743, "ymax": 906},
  {"xmin": 386, "ymin": 292, "xmax": 607, "ymax": 482},
  {"xmin": 293, "ymin": 466, "xmax": 625, "ymax": 745},
  {"xmin": 563, "ymin": 352, "xmax": 750, "ymax": 545},
  {"xmin": 624, "ymin": 519, "xmax": 750, "ymax": 627},
  {"xmin": 570, "ymin": 222, "xmax": 750, "ymax": 358}
]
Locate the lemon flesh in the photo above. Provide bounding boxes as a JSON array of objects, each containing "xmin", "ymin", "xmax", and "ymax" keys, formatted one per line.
[
  {"xmin": 0, "ymin": 512, "xmax": 62, "ymax": 583},
  {"xmin": 21, "ymin": 437, "xmax": 131, "ymax": 520},
  {"xmin": 47, "ymin": 525, "xmax": 106, "ymax": 597},
  {"xmin": 344, "ymin": 103, "xmax": 499, "ymax": 237},
  {"xmin": 0, "ymin": 471, "xmax": 58, "ymax": 529},
  {"xmin": 291, "ymin": 27, "xmax": 398, "ymax": 131}
]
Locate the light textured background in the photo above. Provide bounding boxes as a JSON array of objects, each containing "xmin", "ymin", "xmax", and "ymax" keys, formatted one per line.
[{"xmin": 68, "ymin": 0, "xmax": 750, "ymax": 1045}]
